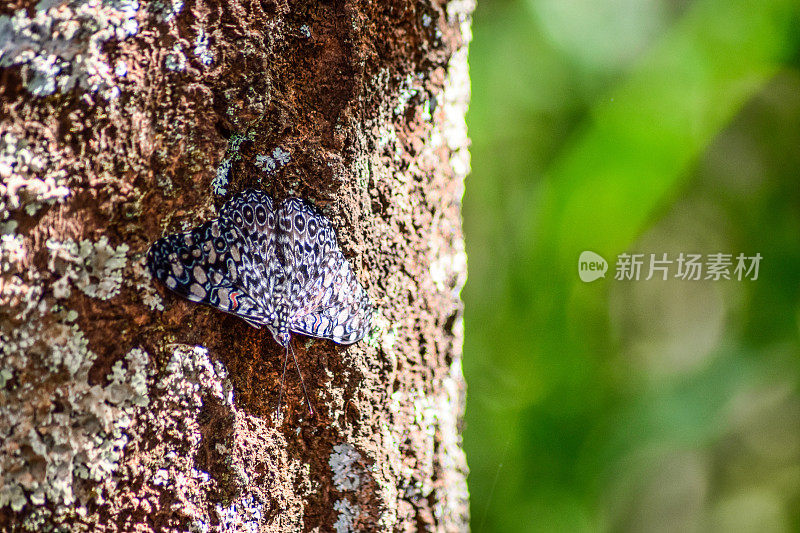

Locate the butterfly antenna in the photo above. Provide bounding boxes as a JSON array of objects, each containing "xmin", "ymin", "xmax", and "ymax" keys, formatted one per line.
[
  {"xmin": 290, "ymin": 339, "xmax": 314, "ymax": 416},
  {"xmin": 276, "ymin": 342, "xmax": 291, "ymax": 417}
]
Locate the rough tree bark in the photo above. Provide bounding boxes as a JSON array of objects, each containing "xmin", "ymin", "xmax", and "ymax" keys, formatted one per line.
[{"xmin": 0, "ymin": 0, "xmax": 471, "ymax": 531}]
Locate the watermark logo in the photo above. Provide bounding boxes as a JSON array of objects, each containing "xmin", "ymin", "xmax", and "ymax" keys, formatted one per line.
[
  {"xmin": 578, "ymin": 251, "xmax": 608, "ymax": 282},
  {"xmin": 578, "ymin": 252, "xmax": 762, "ymax": 281}
]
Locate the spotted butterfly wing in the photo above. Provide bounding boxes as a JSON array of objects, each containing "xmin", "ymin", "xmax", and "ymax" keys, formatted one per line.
[
  {"xmin": 217, "ymin": 190, "xmax": 281, "ymax": 318},
  {"xmin": 289, "ymin": 252, "xmax": 373, "ymax": 344},
  {"xmin": 146, "ymin": 215, "xmax": 274, "ymax": 327},
  {"xmin": 147, "ymin": 190, "xmax": 372, "ymax": 346},
  {"xmin": 277, "ymin": 199, "xmax": 373, "ymax": 344}
]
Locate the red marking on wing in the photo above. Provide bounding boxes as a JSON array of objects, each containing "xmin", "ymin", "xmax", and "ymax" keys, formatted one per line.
[{"xmin": 229, "ymin": 290, "xmax": 240, "ymax": 310}]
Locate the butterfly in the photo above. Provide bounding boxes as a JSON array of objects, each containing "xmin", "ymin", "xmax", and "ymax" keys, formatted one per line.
[{"xmin": 147, "ymin": 190, "xmax": 373, "ymax": 412}]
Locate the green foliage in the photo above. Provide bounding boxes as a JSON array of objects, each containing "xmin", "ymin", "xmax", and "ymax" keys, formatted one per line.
[{"xmin": 463, "ymin": 0, "xmax": 800, "ymax": 531}]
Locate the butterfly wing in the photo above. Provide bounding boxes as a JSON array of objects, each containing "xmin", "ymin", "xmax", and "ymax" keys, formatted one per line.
[
  {"xmin": 219, "ymin": 190, "xmax": 283, "ymax": 308},
  {"xmin": 147, "ymin": 212, "xmax": 274, "ymax": 326},
  {"xmin": 277, "ymin": 198, "xmax": 373, "ymax": 344},
  {"xmin": 290, "ymin": 252, "xmax": 373, "ymax": 344},
  {"xmin": 148, "ymin": 191, "xmax": 372, "ymax": 344},
  {"xmin": 275, "ymin": 198, "xmax": 331, "ymax": 303}
]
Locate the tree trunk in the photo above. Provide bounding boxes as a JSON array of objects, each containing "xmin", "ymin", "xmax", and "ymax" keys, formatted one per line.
[{"xmin": 0, "ymin": 0, "xmax": 472, "ymax": 531}]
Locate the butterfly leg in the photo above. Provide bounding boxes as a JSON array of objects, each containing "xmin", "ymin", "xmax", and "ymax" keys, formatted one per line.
[{"xmin": 242, "ymin": 318, "xmax": 262, "ymax": 328}]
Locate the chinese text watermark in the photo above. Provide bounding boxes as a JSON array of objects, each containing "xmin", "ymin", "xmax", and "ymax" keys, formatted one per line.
[{"xmin": 579, "ymin": 252, "xmax": 762, "ymax": 282}]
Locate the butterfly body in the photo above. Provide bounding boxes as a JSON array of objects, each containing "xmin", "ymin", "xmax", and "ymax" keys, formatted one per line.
[{"xmin": 147, "ymin": 190, "xmax": 372, "ymax": 347}]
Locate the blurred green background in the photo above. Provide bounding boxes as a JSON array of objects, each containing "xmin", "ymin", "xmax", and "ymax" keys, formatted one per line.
[{"xmin": 462, "ymin": 0, "xmax": 800, "ymax": 531}]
